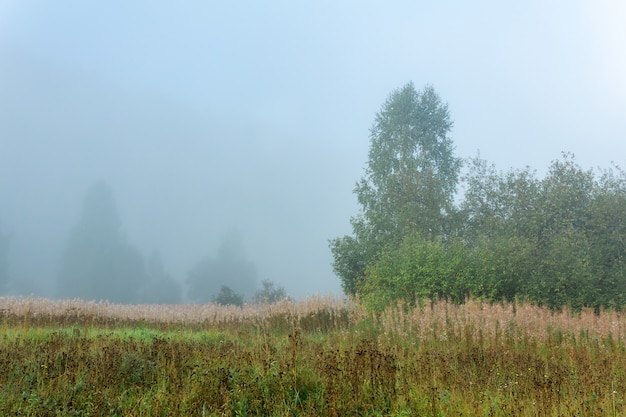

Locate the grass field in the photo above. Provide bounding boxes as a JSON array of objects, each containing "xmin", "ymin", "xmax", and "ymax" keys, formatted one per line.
[{"xmin": 1, "ymin": 296, "xmax": 625, "ymax": 416}]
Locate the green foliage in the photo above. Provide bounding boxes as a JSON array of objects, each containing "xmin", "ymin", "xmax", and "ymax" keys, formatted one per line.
[
  {"xmin": 334, "ymin": 87, "xmax": 626, "ymax": 311},
  {"xmin": 468, "ymin": 234, "xmax": 535, "ymax": 302},
  {"xmin": 585, "ymin": 166, "xmax": 626, "ymax": 310},
  {"xmin": 461, "ymin": 153, "xmax": 626, "ymax": 310},
  {"xmin": 331, "ymin": 82, "xmax": 461, "ymax": 296},
  {"xmin": 328, "ymin": 235, "xmax": 369, "ymax": 297},
  {"xmin": 57, "ymin": 181, "xmax": 147, "ymax": 303},
  {"xmin": 459, "ymin": 155, "xmax": 541, "ymax": 241},
  {"xmin": 362, "ymin": 234, "xmax": 470, "ymax": 311}
]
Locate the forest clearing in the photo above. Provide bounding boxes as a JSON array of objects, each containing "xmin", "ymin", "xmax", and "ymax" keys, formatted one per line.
[{"xmin": 1, "ymin": 296, "xmax": 625, "ymax": 416}]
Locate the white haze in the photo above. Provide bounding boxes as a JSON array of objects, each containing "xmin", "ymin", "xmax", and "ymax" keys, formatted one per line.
[{"xmin": 1, "ymin": 1, "xmax": 625, "ymax": 299}]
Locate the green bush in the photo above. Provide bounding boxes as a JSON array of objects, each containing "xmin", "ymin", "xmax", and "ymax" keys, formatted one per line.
[{"xmin": 362, "ymin": 234, "xmax": 471, "ymax": 311}]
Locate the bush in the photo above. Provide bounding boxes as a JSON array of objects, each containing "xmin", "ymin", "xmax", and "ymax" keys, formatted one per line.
[
  {"xmin": 361, "ymin": 234, "xmax": 471, "ymax": 311},
  {"xmin": 213, "ymin": 286, "xmax": 244, "ymax": 307},
  {"xmin": 252, "ymin": 280, "xmax": 289, "ymax": 304}
]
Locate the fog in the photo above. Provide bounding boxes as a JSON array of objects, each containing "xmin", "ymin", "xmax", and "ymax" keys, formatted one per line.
[{"xmin": 1, "ymin": 2, "xmax": 625, "ymax": 300}]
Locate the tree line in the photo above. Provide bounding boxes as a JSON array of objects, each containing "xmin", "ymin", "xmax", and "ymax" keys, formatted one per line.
[
  {"xmin": 331, "ymin": 82, "xmax": 626, "ymax": 311},
  {"xmin": 0, "ymin": 180, "xmax": 287, "ymax": 305}
]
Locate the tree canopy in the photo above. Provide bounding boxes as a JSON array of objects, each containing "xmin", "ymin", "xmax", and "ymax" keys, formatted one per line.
[
  {"xmin": 330, "ymin": 82, "xmax": 461, "ymax": 296},
  {"xmin": 332, "ymin": 82, "xmax": 626, "ymax": 312}
]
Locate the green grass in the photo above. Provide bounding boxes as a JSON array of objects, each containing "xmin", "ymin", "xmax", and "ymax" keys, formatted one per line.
[{"xmin": 1, "ymin": 297, "xmax": 625, "ymax": 416}]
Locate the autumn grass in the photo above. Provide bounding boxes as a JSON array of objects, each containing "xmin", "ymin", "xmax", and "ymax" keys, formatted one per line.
[{"xmin": 1, "ymin": 296, "xmax": 626, "ymax": 416}]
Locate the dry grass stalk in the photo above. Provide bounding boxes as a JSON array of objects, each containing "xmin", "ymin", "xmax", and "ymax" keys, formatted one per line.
[
  {"xmin": 1, "ymin": 295, "xmax": 624, "ymax": 344},
  {"xmin": 0, "ymin": 295, "xmax": 355, "ymax": 326},
  {"xmin": 377, "ymin": 298, "xmax": 626, "ymax": 344}
]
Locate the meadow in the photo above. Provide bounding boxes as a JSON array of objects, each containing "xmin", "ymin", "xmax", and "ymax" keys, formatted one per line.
[{"xmin": 1, "ymin": 296, "xmax": 625, "ymax": 416}]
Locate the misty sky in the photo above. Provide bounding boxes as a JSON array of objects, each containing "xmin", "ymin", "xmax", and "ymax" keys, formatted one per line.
[{"xmin": 1, "ymin": 1, "xmax": 625, "ymax": 299}]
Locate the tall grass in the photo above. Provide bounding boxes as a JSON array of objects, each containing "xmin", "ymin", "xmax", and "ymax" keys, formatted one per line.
[
  {"xmin": 1, "ymin": 296, "xmax": 625, "ymax": 415},
  {"xmin": 0, "ymin": 295, "xmax": 357, "ymax": 330}
]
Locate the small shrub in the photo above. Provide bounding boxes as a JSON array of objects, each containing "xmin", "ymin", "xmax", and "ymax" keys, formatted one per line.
[
  {"xmin": 213, "ymin": 285, "xmax": 244, "ymax": 307},
  {"xmin": 252, "ymin": 279, "xmax": 290, "ymax": 304}
]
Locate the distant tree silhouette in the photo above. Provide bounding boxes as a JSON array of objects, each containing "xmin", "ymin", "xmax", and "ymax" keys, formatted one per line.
[
  {"xmin": 187, "ymin": 230, "xmax": 257, "ymax": 303},
  {"xmin": 57, "ymin": 181, "xmax": 146, "ymax": 303},
  {"xmin": 213, "ymin": 285, "xmax": 244, "ymax": 306},
  {"xmin": 252, "ymin": 279, "xmax": 289, "ymax": 304},
  {"xmin": 141, "ymin": 251, "xmax": 182, "ymax": 304}
]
